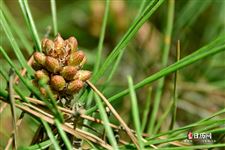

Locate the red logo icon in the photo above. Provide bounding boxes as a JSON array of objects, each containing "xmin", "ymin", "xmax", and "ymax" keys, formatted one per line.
[{"xmin": 187, "ymin": 131, "xmax": 193, "ymax": 140}]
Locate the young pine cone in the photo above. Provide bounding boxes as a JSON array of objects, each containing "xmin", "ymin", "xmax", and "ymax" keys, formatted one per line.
[{"xmin": 32, "ymin": 34, "xmax": 91, "ymax": 99}]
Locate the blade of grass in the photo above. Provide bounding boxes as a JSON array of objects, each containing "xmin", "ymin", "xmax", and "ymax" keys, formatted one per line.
[
  {"xmin": 141, "ymin": 86, "xmax": 152, "ymax": 132},
  {"xmin": 0, "ymin": 69, "xmax": 8, "ymax": 81},
  {"xmin": 149, "ymin": 0, "xmax": 175, "ymax": 135},
  {"xmin": 41, "ymin": 120, "xmax": 61, "ymax": 150},
  {"xmin": 93, "ymin": 0, "xmax": 110, "ymax": 74},
  {"xmin": 94, "ymin": 93, "xmax": 118, "ymax": 150},
  {"xmin": 169, "ymin": 40, "xmax": 180, "ymax": 130},
  {"xmin": 50, "ymin": 0, "xmax": 58, "ymax": 36},
  {"xmin": 85, "ymin": 35, "xmax": 225, "ymax": 115},
  {"xmin": 174, "ymin": 0, "xmax": 211, "ymax": 36},
  {"xmin": 0, "ymin": 12, "xmax": 34, "ymax": 75},
  {"xmin": 54, "ymin": 119, "xmax": 73, "ymax": 150},
  {"xmin": 128, "ymin": 76, "xmax": 144, "ymax": 150},
  {"xmin": 18, "ymin": 0, "xmax": 41, "ymax": 51},
  {"xmin": 0, "ymin": 88, "xmax": 8, "ymax": 99},
  {"xmin": 92, "ymin": 0, "xmax": 165, "ymax": 82},
  {"xmin": 104, "ymin": 50, "xmax": 124, "ymax": 87},
  {"xmin": 137, "ymin": 0, "xmax": 148, "ymax": 17},
  {"xmin": 154, "ymin": 100, "xmax": 173, "ymax": 134},
  {"xmin": 1, "ymin": 1, "xmax": 33, "ymax": 55},
  {"xmin": 19, "ymin": 140, "xmax": 52, "ymax": 150}
]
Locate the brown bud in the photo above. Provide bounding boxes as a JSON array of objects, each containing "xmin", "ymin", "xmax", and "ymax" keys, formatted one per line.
[
  {"xmin": 74, "ymin": 70, "xmax": 91, "ymax": 81},
  {"xmin": 45, "ymin": 56, "xmax": 61, "ymax": 73},
  {"xmin": 35, "ymin": 70, "xmax": 49, "ymax": 83},
  {"xmin": 41, "ymin": 38, "xmax": 48, "ymax": 50},
  {"xmin": 40, "ymin": 87, "xmax": 59, "ymax": 99},
  {"xmin": 31, "ymin": 60, "xmax": 42, "ymax": 71},
  {"xmin": 67, "ymin": 36, "xmax": 78, "ymax": 52},
  {"xmin": 60, "ymin": 66, "xmax": 78, "ymax": 81},
  {"xmin": 40, "ymin": 87, "xmax": 47, "ymax": 97},
  {"xmin": 33, "ymin": 52, "xmax": 46, "ymax": 66},
  {"xmin": 79, "ymin": 55, "xmax": 87, "ymax": 67},
  {"xmin": 50, "ymin": 75, "xmax": 66, "ymax": 91},
  {"xmin": 67, "ymin": 51, "xmax": 85, "ymax": 66},
  {"xmin": 66, "ymin": 79, "xmax": 84, "ymax": 94},
  {"xmin": 44, "ymin": 40, "xmax": 54, "ymax": 55},
  {"xmin": 54, "ymin": 34, "xmax": 64, "ymax": 50}
]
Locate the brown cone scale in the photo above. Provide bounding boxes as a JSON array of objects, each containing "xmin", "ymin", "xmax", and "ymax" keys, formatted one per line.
[{"xmin": 50, "ymin": 75, "xmax": 66, "ymax": 91}]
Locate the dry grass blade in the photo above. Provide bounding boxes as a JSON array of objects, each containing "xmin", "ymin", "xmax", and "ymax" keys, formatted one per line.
[
  {"xmin": 9, "ymin": 102, "xmax": 113, "ymax": 149},
  {"xmin": 86, "ymin": 80, "xmax": 139, "ymax": 149}
]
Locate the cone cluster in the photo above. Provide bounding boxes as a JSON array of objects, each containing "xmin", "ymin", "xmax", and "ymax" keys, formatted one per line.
[{"xmin": 32, "ymin": 34, "xmax": 91, "ymax": 99}]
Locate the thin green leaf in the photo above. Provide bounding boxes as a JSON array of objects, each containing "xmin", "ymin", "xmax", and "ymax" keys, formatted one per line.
[
  {"xmin": 127, "ymin": 76, "xmax": 144, "ymax": 149},
  {"xmin": 174, "ymin": 0, "xmax": 211, "ymax": 36},
  {"xmin": 94, "ymin": 93, "xmax": 118, "ymax": 150},
  {"xmin": 141, "ymin": 86, "xmax": 152, "ymax": 132},
  {"xmin": 19, "ymin": 140, "xmax": 52, "ymax": 150},
  {"xmin": 0, "ymin": 12, "xmax": 34, "ymax": 75},
  {"xmin": 169, "ymin": 39, "xmax": 180, "ymax": 130},
  {"xmin": 50, "ymin": 0, "xmax": 58, "ymax": 36},
  {"xmin": 18, "ymin": 0, "xmax": 41, "ymax": 51},
  {"xmin": 1, "ymin": 1, "xmax": 33, "ymax": 55},
  {"xmin": 55, "ymin": 119, "xmax": 73, "ymax": 150},
  {"xmin": 0, "ymin": 88, "xmax": 8, "ymax": 99},
  {"xmin": 149, "ymin": 0, "xmax": 175, "ymax": 134},
  {"xmin": 41, "ymin": 120, "xmax": 61, "ymax": 150},
  {"xmin": 93, "ymin": 0, "xmax": 110, "ymax": 74},
  {"xmin": 154, "ymin": 100, "xmax": 173, "ymax": 133}
]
